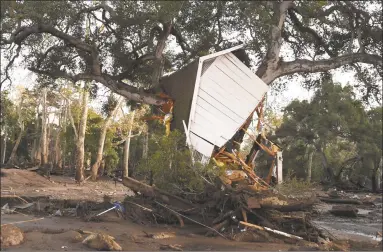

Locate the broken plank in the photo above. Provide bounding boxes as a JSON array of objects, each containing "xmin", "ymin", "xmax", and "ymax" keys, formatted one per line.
[{"xmin": 319, "ymin": 197, "xmax": 362, "ymax": 205}]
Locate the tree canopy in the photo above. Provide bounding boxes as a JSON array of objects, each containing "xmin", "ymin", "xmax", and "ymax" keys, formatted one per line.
[
  {"xmin": 1, "ymin": 1, "xmax": 382, "ymax": 103},
  {"xmin": 271, "ymin": 78, "xmax": 382, "ymax": 189}
]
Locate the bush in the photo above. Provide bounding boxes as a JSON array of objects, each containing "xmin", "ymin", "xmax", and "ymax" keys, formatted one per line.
[{"xmin": 136, "ymin": 130, "xmax": 218, "ymax": 194}]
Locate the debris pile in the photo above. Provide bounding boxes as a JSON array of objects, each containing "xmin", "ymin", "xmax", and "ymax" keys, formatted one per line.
[{"xmin": 121, "ymin": 177, "xmax": 327, "ymax": 247}]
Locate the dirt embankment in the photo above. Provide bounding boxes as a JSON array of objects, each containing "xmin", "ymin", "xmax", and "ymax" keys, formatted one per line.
[{"xmin": 1, "ymin": 169, "xmax": 133, "ymax": 202}]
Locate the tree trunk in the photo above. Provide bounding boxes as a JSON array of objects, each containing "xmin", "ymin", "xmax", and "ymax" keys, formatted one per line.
[
  {"xmin": 372, "ymin": 157, "xmax": 382, "ymax": 192},
  {"xmin": 123, "ymin": 110, "xmax": 135, "ymax": 178},
  {"xmin": 7, "ymin": 98, "xmax": 25, "ymax": 165},
  {"xmin": 7, "ymin": 123, "xmax": 24, "ymax": 165},
  {"xmin": 41, "ymin": 88, "xmax": 48, "ymax": 166},
  {"xmin": 31, "ymin": 107, "xmax": 40, "ymax": 164},
  {"xmin": 75, "ymin": 83, "xmax": 90, "ymax": 182},
  {"xmin": 54, "ymin": 106, "xmax": 63, "ymax": 171},
  {"xmin": 319, "ymin": 149, "xmax": 334, "ymax": 183},
  {"xmin": 307, "ymin": 149, "xmax": 314, "ymax": 182},
  {"xmin": 91, "ymin": 96, "xmax": 124, "ymax": 180},
  {"xmin": 1, "ymin": 125, "xmax": 7, "ymax": 164}
]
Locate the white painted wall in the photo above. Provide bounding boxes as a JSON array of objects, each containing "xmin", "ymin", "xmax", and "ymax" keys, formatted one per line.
[{"xmin": 188, "ymin": 52, "xmax": 269, "ymax": 158}]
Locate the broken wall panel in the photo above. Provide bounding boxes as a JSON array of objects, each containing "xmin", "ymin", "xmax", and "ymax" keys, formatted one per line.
[
  {"xmin": 159, "ymin": 60, "xmax": 199, "ymax": 131},
  {"xmin": 160, "ymin": 45, "xmax": 269, "ymax": 160}
]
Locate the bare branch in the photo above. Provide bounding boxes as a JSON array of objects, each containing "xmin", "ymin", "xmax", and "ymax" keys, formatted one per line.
[
  {"xmin": 1, "ymin": 44, "xmax": 21, "ymax": 86},
  {"xmin": 288, "ymin": 9, "xmax": 337, "ymax": 57}
]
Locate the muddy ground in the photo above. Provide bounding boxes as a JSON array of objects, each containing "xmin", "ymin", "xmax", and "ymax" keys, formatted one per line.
[{"xmin": 1, "ymin": 169, "xmax": 382, "ymax": 251}]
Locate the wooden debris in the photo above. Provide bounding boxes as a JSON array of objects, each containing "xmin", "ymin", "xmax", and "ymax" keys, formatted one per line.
[
  {"xmin": 26, "ymin": 166, "xmax": 39, "ymax": 171},
  {"xmin": 239, "ymin": 221, "xmax": 264, "ymax": 231},
  {"xmin": 241, "ymin": 208, "xmax": 248, "ymax": 222},
  {"xmin": 82, "ymin": 232, "xmax": 122, "ymax": 251},
  {"xmin": 319, "ymin": 197, "xmax": 362, "ymax": 205},
  {"xmin": 239, "ymin": 221, "xmax": 304, "ymax": 240},
  {"xmin": 329, "ymin": 205, "xmax": 358, "ymax": 218},
  {"xmin": 143, "ymin": 231, "xmax": 176, "ymax": 239},
  {"xmin": 160, "ymin": 244, "xmax": 183, "ymax": 251},
  {"xmin": 206, "ymin": 220, "xmax": 229, "ymax": 237},
  {"xmin": 246, "ymin": 197, "xmax": 261, "ymax": 209},
  {"xmin": 212, "ymin": 210, "xmax": 234, "ymax": 225},
  {"xmin": 1, "ymin": 217, "xmax": 45, "ymax": 226}
]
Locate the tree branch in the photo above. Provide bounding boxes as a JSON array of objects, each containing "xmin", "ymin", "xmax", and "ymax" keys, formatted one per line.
[
  {"xmin": 276, "ymin": 53, "xmax": 383, "ymax": 79},
  {"xmin": 288, "ymin": 9, "xmax": 337, "ymax": 57},
  {"xmin": 1, "ymin": 44, "xmax": 21, "ymax": 85},
  {"xmin": 256, "ymin": 1, "xmax": 294, "ymax": 81}
]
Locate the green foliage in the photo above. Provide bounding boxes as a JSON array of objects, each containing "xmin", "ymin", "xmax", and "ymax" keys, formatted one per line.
[
  {"xmin": 1, "ymin": 1, "xmax": 381, "ymax": 101},
  {"xmin": 136, "ymin": 130, "xmax": 212, "ymax": 193},
  {"xmin": 275, "ymin": 172, "xmax": 314, "ymax": 196},
  {"xmin": 272, "ymin": 78, "xmax": 382, "ymax": 184}
]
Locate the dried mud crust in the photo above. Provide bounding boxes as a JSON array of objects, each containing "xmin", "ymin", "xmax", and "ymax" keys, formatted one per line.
[{"xmin": 1, "ymin": 169, "xmax": 133, "ymax": 202}]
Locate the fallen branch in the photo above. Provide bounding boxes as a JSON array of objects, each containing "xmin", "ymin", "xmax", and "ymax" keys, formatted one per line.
[
  {"xmin": 329, "ymin": 205, "xmax": 358, "ymax": 217},
  {"xmin": 239, "ymin": 221, "xmax": 304, "ymax": 240},
  {"xmin": 154, "ymin": 200, "xmax": 227, "ymax": 239},
  {"xmin": 1, "ymin": 217, "xmax": 45, "ymax": 226},
  {"xmin": 319, "ymin": 197, "xmax": 362, "ymax": 205},
  {"xmin": 0, "ymin": 194, "xmax": 29, "ymax": 204},
  {"xmin": 206, "ymin": 219, "xmax": 229, "ymax": 237},
  {"xmin": 124, "ymin": 200, "xmax": 153, "ymax": 212}
]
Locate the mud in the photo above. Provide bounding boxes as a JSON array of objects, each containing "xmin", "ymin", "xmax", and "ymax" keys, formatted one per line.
[
  {"xmin": 312, "ymin": 192, "xmax": 382, "ymax": 243},
  {"xmin": 1, "ymin": 213, "xmax": 295, "ymax": 251},
  {"xmin": 1, "ymin": 170, "xmax": 382, "ymax": 251}
]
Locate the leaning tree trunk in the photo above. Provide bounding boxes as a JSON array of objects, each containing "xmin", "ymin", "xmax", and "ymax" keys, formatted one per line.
[
  {"xmin": 41, "ymin": 88, "xmax": 48, "ymax": 166},
  {"xmin": 7, "ymin": 123, "xmax": 24, "ymax": 165},
  {"xmin": 1, "ymin": 124, "xmax": 7, "ymax": 164},
  {"xmin": 75, "ymin": 83, "xmax": 90, "ymax": 182},
  {"xmin": 90, "ymin": 96, "xmax": 124, "ymax": 180},
  {"xmin": 123, "ymin": 110, "xmax": 136, "ymax": 178},
  {"xmin": 7, "ymin": 98, "xmax": 25, "ymax": 165}
]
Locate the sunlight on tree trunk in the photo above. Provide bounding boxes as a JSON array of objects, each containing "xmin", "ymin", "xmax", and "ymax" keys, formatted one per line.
[
  {"xmin": 31, "ymin": 105, "xmax": 40, "ymax": 165},
  {"xmin": 307, "ymin": 150, "xmax": 314, "ymax": 183},
  {"xmin": 75, "ymin": 82, "xmax": 90, "ymax": 182},
  {"xmin": 372, "ymin": 157, "xmax": 382, "ymax": 192},
  {"xmin": 1, "ymin": 125, "xmax": 7, "ymax": 164},
  {"xmin": 91, "ymin": 96, "xmax": 124, "ymax": 180},
  {"xmin": 41, "ymin": 88, "xmax": 48, "ymax": 166},
  {"xmin": 54, "ymin": 105, "xmax": 63, "ymax": 171},
  {"xmin": 123, "ymin": 110, "xmax": 136, "ymax": 178}
]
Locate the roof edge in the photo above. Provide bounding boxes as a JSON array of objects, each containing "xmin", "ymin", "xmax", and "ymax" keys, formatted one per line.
[{"xmin": 199, "ymin": 44, "xmax": 245, "ymax": 62}]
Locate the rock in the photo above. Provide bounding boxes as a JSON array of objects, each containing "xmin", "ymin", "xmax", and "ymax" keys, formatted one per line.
[
  {"xmin": 82, "ymin": 233, "xmax": 122, "ymax": 251},
  {"xmin": 329, "ymin": 205, "xmax": 358, "ymax": 217},
  {"xmin": 327, "ymin": 190, "xmax": 340, "ymax": 198},
  {"xmin": 0, "ymin": 224, "xmax": 24, "ymax": 248},
  {"xmin": 54, "ymin": 209, "xmax": 62, "ymax": 216},
  {"xmin": 160, "ymin": 244, "xmax": 183, "ymax": 251}
]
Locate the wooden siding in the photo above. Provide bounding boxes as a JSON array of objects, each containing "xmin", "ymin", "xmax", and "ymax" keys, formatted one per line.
[{"xmin": 188, "ymin": 52, "xmax": 269, "ymax": 157}]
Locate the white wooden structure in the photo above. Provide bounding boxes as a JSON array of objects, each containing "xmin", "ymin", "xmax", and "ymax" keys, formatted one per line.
[{"xmin": 185, "ymin": 45, "xmax": 269, "ymax": 159}]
